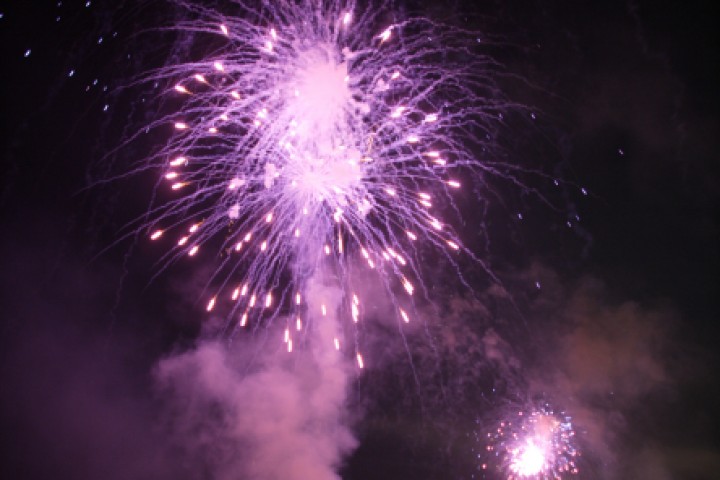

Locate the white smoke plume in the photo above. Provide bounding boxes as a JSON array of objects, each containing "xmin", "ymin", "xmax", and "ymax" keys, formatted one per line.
[{"xmin": 155, "ymin": 273, "xmax": 357, "ymax": 480}]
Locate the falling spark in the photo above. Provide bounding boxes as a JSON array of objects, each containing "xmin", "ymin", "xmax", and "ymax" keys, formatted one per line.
[{"xmin": 206, "ymin": 296, "xmax": 216, "ymax": 312}]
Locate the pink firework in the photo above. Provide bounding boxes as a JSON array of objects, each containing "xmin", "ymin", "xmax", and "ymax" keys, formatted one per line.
[
  {"xmin": 484, "ymin": 405, "xmax": 580, "ymax": 479},
  {"xmin": 123, "ymin": 0, "xmax": 521, "ymax": 361}
]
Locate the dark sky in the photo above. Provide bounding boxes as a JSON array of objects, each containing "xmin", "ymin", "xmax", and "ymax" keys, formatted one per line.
[{"xmin": 1, "ymin": 1, "xmax": 718, "ymax": 479}]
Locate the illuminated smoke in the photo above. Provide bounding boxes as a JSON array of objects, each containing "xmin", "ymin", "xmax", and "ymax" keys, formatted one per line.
[{"xmin": 155, "ymin": 272, "xmax": 357, "ymax": 480}]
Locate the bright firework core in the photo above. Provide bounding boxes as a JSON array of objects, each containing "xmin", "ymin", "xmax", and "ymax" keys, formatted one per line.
[
  {"xmin": 511, "ymin": 442, "xmax": 546, "ymax": 476},
  {"xmin": 290, "ymin": 46, "xmax": 352, "ymax": 133},
  {"xmin": 508, "ymin": 413, "xmax": 558, "ymax": 477},
  {"xmin": 280, "ymin": 43, "xmax": 363, "ymax": 201},
  {"xmin": 284, "ymin": 48, "xmax": 364, "ymax": 203}
]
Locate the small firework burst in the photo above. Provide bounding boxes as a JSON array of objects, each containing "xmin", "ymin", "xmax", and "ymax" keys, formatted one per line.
[{"xmin": 481, "ymin": 404, "xmax": 580, "ymax": 479}]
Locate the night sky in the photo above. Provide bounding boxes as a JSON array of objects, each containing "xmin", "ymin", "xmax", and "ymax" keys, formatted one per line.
[{"xmin": 1, "ymin": 1, "xmax": 718, "ymax": 479}]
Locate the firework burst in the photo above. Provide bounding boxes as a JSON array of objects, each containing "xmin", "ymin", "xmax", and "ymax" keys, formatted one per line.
[
  {"xmin": 122, "ymin": 0, "xmax": 519, "ymax": 362},
  {"xmin": 481, "ymin": 404, "xmax": 580, "ymax": 479}
]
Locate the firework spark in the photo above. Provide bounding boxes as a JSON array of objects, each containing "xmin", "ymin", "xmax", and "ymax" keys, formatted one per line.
[{"xmin": 128, "ymin": 0, "xmax": 511, "ymax": 359}]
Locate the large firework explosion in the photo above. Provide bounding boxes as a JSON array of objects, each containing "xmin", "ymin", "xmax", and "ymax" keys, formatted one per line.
[{"xmin": 122, "ymin": 0, "xmax": 527, "ymax": 359}]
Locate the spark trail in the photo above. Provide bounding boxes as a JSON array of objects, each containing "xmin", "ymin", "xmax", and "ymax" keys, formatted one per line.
[{"xmin": 130, "ymin": 0, "xmax": 515, "ymax": 364}]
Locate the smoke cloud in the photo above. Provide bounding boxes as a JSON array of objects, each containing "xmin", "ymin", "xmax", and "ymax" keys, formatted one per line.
[
  {"xmin": 155, "ymin": 274, "xmax": 358, "ymax": 480},
  {"xmin": 523, "ymin": 269, "xmax": 681, "ymax": 478}
]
